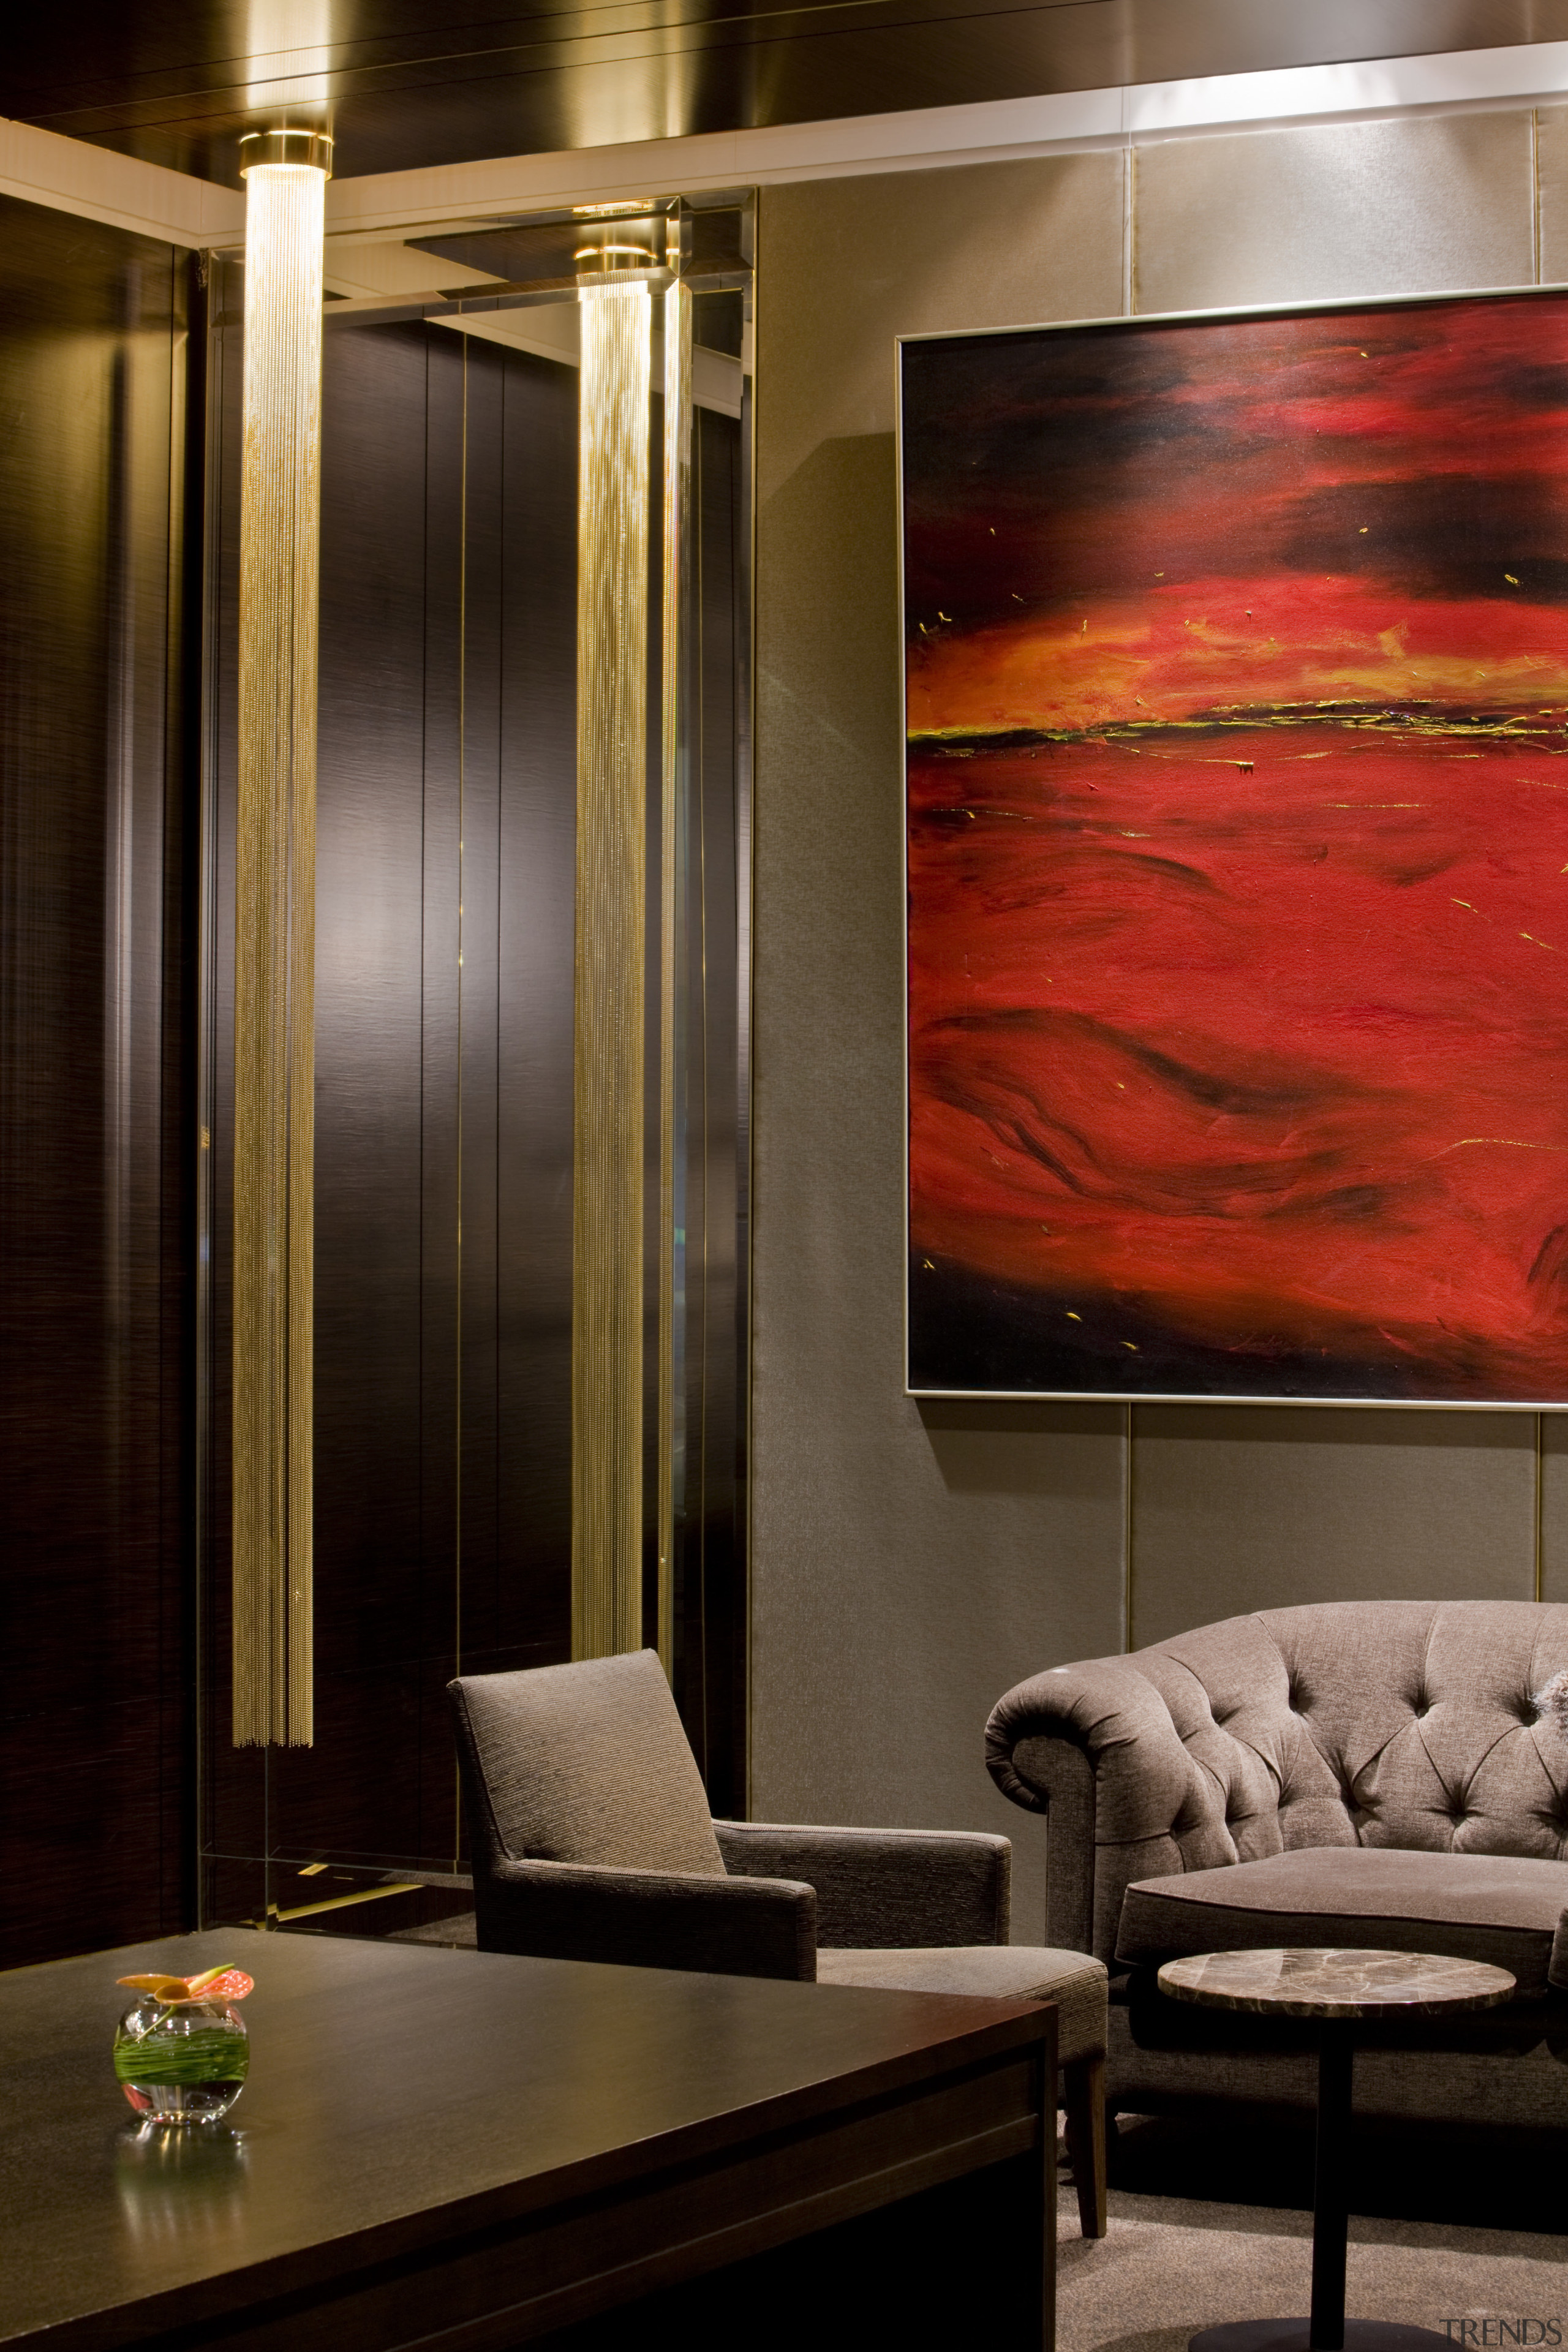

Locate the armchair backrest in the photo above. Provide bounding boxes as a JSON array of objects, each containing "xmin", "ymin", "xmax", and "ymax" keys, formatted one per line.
[
  {"xmin": 1136, "ymin": 1600, "xmax": 1568, "ymax": 1860},
  {"xmin": 447, "ymin": 1650, "xmax": 726, "ymax": 1882}
]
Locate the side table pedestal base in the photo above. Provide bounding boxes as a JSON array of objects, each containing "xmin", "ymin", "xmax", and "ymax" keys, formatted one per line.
[{"xmin": 1158, "ymin": 1958, "xmax": 1517, "ymax": 2352}]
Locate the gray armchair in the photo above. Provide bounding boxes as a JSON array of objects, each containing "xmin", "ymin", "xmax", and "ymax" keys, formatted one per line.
[{"xmin": 448, "ymin": 1648, "xmax": 1110, "ymax": 2234}]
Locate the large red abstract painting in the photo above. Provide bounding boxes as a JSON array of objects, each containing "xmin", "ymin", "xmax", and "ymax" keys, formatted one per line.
[{"xmin": 902, "ymin": 293, "xmax": 1568, "ymax": 1401}]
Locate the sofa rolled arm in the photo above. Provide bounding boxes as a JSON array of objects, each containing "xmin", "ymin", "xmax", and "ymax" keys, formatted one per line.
[
  {"xmin": 476, "ymin": 1856, "xmax": 818, "ymax": 1981},
  {"xmin": 714, "ymin": 1820, "xmax": 1010, "ymax": 1949},
  {"xmin": 986, "ymin": 1658, "xmax": 1234, "ymax": 1961}
]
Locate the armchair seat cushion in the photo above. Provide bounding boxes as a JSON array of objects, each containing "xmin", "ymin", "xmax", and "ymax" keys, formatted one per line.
[
  {"xmin": 1115, "ymin": 1845, "xmax": 1568, "ymax": 1998},
  {"xmin": 816, "ymin": 1946, "xmax": 1108, "ymax": 2064}
]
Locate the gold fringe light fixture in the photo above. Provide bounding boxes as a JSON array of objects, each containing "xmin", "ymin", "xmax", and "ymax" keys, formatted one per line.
[
  {"xmin": 571, "ymin": 273, "xmax": 653, "ymax": 1662},
  {"xmin": 657, "ymin": 275, "xmax": 692, "ymax": 1678},
  {"xmin": 232, "ymin": 125, "xmax": 331, "ymax": 1745}
]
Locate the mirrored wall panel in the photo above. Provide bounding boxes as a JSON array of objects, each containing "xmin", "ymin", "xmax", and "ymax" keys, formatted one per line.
[{"xmin": 197, "ymin": 197, "xmax": 752, "ymax": 1939}]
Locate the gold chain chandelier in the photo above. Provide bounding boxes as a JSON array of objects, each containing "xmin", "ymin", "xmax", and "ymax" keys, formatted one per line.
[
  {"xmin": 232, "ymin": 125, "xmax": 331, "ymax": 1746},
  {"xmin": 228, "ymin": 165, "xmax": 706, "ymax": 1709},
  {"xmin": 571, "ymin": 219, "xmax": 692, "ymax": 1670}
]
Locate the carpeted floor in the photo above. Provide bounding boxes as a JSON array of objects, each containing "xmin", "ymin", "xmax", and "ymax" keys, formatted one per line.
[
  {"xmin": 365, "ymin": 1925, "xmax": 1568, "ymax": 2342},
  {"xmin": 1059, "ymin": 2119, "xmax": 1568, "ymax": 2352}
]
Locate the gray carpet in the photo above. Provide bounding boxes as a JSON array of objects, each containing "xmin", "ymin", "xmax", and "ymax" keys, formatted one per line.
[
  {"xmin": 374, "ymin": 1924, "xmax": 1568, "ymax": 2340},
  {"xmin": 385, "ymin": 1910, "xmax": 477, "ymax": 1947},
  {"xmin": 1058, "ymin": 2173, "xmax": 1568, "ymax": 2351}
]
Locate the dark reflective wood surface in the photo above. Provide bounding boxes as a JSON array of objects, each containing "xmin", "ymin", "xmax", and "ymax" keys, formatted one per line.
[
  {"xmin": 677, "ymin": 399, "xmax": 749, "ymax": 1812},
  {"xmin": 2, "ymin": 1, "xmax": 1564, "ymax": 184},
  {"xmin": 203, "ymin": 301, "xmax": 581, "ymax": 1898},
  {"xmin": 0, "ymin": 194, "xmax": 198, "ymax": 1970},
  {"xmin": 0, "ymin": 1929, "xmax": 1051, "ymax": 2350},
  {"xmin": 201, "ymin": 288, "xmax": 748, "ymax": 1902}
]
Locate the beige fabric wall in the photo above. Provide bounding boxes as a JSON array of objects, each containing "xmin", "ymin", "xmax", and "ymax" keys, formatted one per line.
[{"xmin": 750, "ymin": 107, "xmax": 1568, "ymax": 1942}]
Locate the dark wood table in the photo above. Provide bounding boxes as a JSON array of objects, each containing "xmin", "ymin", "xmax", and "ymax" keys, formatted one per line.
[{"xmin": 0, "ymin": 1929, "xmax": 1054, "ymax": 2351}]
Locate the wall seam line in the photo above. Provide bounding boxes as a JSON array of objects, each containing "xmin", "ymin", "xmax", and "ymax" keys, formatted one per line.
[
  {"xmin": 1121, "ymin": 119, "xmax": 1135, "ymax": 1659},
  {"xmin": 1124, "ymin": 1401, "xmax": 1135, "ymax": 1652}
]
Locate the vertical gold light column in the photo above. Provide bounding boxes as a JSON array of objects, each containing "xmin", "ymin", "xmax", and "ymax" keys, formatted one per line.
[
  {"xmin": 233, "ymin": 130, "xmax": 330, "ymax": 1745},
  {"xmin": 573, "ymin": 283, "xmax": 652, "ymax": 1660},
  {"xmin": 657, "ymin": 278, "xmax": 692, "ymax": 1678}
]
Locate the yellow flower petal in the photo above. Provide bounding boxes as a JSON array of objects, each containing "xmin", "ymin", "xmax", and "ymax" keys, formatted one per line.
[
  {"xmin": 116, "ymin": 1975, "xmax": 190, "ymax": 2003},
  {"xmin": 183, "ymin": 1966, "xmax": 232, "ymax": 1995}
]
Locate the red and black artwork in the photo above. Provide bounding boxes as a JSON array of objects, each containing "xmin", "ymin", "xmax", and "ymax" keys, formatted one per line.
[{"xmin": 903, "ymin": 293, "xmax": 1568, "ymax": 1401}]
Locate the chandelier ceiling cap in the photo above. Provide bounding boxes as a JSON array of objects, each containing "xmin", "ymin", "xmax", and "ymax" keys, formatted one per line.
[{"xmin": 239, "ymin": 127, "xmax": 334, "ymax": 178}]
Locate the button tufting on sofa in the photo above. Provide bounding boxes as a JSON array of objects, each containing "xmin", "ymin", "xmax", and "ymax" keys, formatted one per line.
[
  {"xmin": 998, "ymin": 1614, "xmax": 1567, "ymax": 1911},
  {"xmin": 984, "ymin": 1599, "xmax": 1568, "ymax": 2137}
]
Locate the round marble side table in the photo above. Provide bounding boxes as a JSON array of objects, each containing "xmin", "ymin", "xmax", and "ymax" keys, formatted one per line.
[{"xmin": 1158, "ymin": 1946, "xmax": 1516, "ymax": 2352}]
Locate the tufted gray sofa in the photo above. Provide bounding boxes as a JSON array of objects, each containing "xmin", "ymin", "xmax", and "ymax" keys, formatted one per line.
[{"xmin": 986, "ymin": 1600, "xmax": 1568, "ymax": 2130}]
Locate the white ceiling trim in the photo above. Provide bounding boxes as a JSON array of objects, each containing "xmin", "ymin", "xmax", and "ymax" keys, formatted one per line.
[
  {"xmin": 3, "ymin": 35, "xmax": 1568, "ymax": 251},
  {"xmin": 430, "ymin": 304, "xmax": 745, "ymax": 414},
  {"xmin": 327, "ymin": 38, "xmax": 1568, "ymax": 237},
  {"xmin": 0, "ymin": 113, "xmax": 243, "ymax": 247}
]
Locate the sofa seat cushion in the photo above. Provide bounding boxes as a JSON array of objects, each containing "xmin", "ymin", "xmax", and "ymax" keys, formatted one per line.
[
  {"xmin": 1115, "ymin": 1847, "xmax": 1568, "ymax": 1998},
  {"xmin": 816, "ymin": 1945, "xmax": 1107, "ymax": 2064}
]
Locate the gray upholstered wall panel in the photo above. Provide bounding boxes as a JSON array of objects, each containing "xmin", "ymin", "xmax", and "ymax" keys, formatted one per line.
[
  {"xmin": 1133, "ymin": 112, "xmax": 1536, "ymax": 315},
  {"xmin": 752, "ymin": 156, "xmax": 1128, "ymax": 1939},
  {"xmin": 1534, "ymin": 107, "xmax": 1568, "ymax": 283},
  {"xmin": 756, "ymin": 154, "xmax": 1128, "ymax": 505},
  {"xmin": 1540, "ymin": 1417, "xmax": 1568, "ymax": 1605},
  {"xmin": 1128, "ymin": 1408, "xmax": 1540, "ymax": 1648},
  {"xmin": 750, "ymin": 116, "xmax": 1556, "ymax": 1942}
]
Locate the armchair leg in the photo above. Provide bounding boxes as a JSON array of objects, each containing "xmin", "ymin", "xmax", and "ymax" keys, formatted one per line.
[{"xmin": 1061, "ymin": 2053, "xmax": 1108, "ymax": 2239}]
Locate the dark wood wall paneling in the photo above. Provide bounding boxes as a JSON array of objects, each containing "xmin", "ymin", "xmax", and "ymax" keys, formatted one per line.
[
  {"xmin": 203, "ymin": 311, "xmax": 584, "ymax": 1910},
  {"xmin": 676, "ymin": 402, "xmax": 748, "ymax": 1814},
  {"xmin": 202, "ymin": 304, "xmax": 748, "ymax": 1913},
  {"xmin": 0, "ymin": 194, "xmax": 198, "ymax": 1968},
  {"xmin": 0, "ymin": 204, "xmax": 750, "ymax": 1953},
  {"xmin": 491, "ymin": 345, "xmax": 581, "ymax": 1684}
]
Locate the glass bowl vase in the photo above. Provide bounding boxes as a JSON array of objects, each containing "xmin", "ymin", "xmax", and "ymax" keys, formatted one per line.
[{"xmin": 113, "ymin": 1994, "xmax": 250, "ymax": 2125}]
